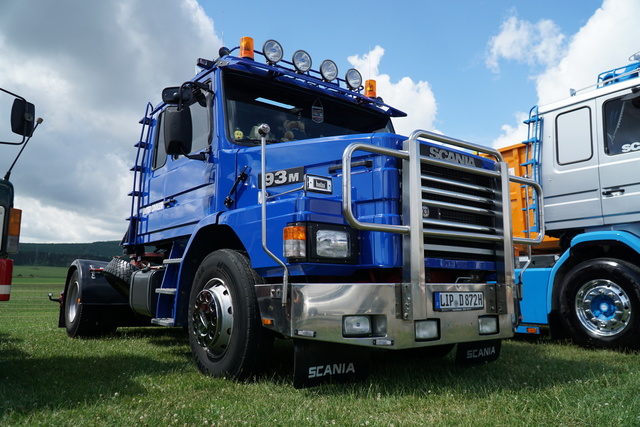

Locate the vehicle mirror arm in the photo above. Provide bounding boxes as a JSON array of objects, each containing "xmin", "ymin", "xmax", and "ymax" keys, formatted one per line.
[{"xmin": 4, "ymin": 117, "xmax": 43, "ymax": 181}]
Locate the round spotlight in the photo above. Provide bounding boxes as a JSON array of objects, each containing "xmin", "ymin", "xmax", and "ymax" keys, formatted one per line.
[
  {"xmin": 263, "ymin": 39, "xmax": 283, "ymax": 64},
  {"xmin": 320, "ymin": 60, "xmax": 338, "ymax": 82},
  {"xmin": 345, "ymin": 68, "xmax": 362, "ymax": 90},
  {"xmin": 292, "ymin": 50, "xmax": 312, "ymax": 73}
]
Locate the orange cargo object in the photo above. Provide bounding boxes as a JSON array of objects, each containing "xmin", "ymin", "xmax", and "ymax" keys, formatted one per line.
[{"xmin": 495, "ymin": 143, "xmax": 559, "ymax": 254}]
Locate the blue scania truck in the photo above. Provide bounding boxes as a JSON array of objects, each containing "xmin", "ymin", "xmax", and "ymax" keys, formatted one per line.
[{"xmin": 57, "ymin": 37, "xmax": 541, "ymax": 387}]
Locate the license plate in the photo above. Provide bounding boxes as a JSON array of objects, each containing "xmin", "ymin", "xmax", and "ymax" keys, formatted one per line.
[{"xmin": 434, "ymin": 292, "xmax": 484, "ymax": 311}]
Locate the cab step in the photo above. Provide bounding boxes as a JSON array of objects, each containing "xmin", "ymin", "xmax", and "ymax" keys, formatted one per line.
[{"xmin": 151, "ymin": 317, "xmax": 175, "ymax": 326}]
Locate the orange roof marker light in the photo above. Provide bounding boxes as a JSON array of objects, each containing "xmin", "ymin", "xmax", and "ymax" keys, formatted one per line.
[
  {"xmin": 365, "ymin": 79, "xmax": 377, "ymax": 98},
  {"xmin": 240, "ymin": 36, "xmax": 254, "ymax": 60}
]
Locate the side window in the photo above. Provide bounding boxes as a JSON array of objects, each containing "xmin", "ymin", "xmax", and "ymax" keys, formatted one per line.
[
  {"xmin": 153, "ymin": 85, "xmax": 212, "ymax": 170},
  {"xmin": 556, "ymin": 107, "xmax": 592, "ymax": 165},
  {"xmin": 604, "ymin": 94, "xmax": 640, "ymax": 155},
  {"xmin": 153, "ymin": 115, "xmax": 167, "ymax": 169},
  {"xmin": 190, "ymin": 90, "xmax": 212, "ymax": 153}
]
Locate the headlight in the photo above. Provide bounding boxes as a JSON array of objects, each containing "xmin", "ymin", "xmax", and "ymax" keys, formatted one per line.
[
  {"xmin": 316, "ymin": 229, "xmax": 349, "ymax": 258},
  {"xmin": 320, "ymin": 59, "xmax": 338, "ymax": 82},
  {"xmin": 345, "ymin": 68, "xmax": 362, "ymax": 90},
  {"xmin": 263, "ymin": 39, "xmax": 283, "ymax": 64},
  {"xmin": 284, "ymin": 222, "xmax": 358, "ymax": 264},
  {"xmin": 292, "ymin": 50, "xmax": 312, "ymax": 73}
]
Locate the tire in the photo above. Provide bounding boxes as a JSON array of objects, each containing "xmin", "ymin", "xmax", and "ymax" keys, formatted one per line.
[
  {"xmin": 558, "ymin": 258, "xmax": 640, "ymax": 349},
  {"xmin": 103, "ymin": 257, "xmax": 138, "ymax": 296},
  {"xmin": 65, "ymin": 271, "xmax": 99, "ymax": 338},
  {"xmin": 188, "ymin": 249, "xmax": 273, "ymax": 379}
]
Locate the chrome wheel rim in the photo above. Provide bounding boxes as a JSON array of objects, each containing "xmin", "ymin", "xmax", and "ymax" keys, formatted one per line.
[
  {"xmin": 575, "ymin": 279, "xmax": 631, "ymax": 337},
  {"xmin": 192, "ymin": 278, "xmax": 234, "ymax": 359},
  {"xmin": 66, "ymin": 280, "xmax": 80, "ymax": 323}
]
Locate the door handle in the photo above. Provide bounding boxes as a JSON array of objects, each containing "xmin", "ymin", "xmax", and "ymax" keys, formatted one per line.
[{"xmin": 602, "ymin": 188, "xmax": 625, "ymax": 196}]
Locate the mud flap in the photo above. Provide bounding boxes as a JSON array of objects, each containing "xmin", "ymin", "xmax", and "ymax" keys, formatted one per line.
[
  {"xmin": 293, "ymin": 340, "xmax": 370, "ymax": 389},
  {"xmin": 455, "ymin": 339, "xmax": 501, "ymax": 366}
]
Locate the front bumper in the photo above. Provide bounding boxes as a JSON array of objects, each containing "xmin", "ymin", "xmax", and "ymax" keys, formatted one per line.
[{"xmin": 256, "ymin": 281, "xmax": 516, "ymax": 349}]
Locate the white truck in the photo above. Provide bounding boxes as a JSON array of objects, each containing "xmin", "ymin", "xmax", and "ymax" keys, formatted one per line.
[{"xmin": 506, "ymin": 52, "xmax": 640, "ymax": 349}]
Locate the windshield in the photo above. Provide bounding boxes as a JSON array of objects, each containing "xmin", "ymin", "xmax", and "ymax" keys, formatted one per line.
[{"xmin": 223, "ymin": 71, "xmax": 394, "ymax": 145}]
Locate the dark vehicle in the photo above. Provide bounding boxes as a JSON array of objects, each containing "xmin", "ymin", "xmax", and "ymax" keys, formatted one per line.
[{"xmin": 0, "ymin": 88, "xmax": 42, "ymax": 301}]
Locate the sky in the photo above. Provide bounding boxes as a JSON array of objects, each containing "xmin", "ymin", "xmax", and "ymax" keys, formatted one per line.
[{"xmin": 0, "ymin": 0, "xmax": 638, "ymax": 243}]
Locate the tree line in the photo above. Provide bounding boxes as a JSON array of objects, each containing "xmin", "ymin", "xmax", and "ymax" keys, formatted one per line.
[{"xmin": 13, "ymin": 241, "xmax": 122, "ymax": 267}]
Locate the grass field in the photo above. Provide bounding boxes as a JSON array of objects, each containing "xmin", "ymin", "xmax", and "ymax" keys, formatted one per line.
[{"xmin": 2, "ymin": 266, "xmax": 640, "ymax": 425}]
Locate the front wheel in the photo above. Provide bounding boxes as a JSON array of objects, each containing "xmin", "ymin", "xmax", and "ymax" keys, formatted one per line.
[
  {"xmin": 558, "ymin": 258, "xmax": 640, "ymax": 349},
  {"xmin": 188, "ymin": 250, "xmax": 273, "ymax": 379}
]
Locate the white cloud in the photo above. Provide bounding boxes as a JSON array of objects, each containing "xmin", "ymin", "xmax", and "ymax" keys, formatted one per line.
[
  {"xmin": 348, "ymin": 46, "xmax": 438, "ymax": 136},
  {"xmin": 491, "ymin": 112, "xmax": 529, "ymax": 150},
  {"xmin": 490, "ymin": 0, "xmax": 640, "ymax": 148},
  {"xmin": 0, "ymin": 0, "xmax": 222, "ymax": 243},
  {"xmin": 486, "ymin": 14, "xmax": 566, "ymax": 73},
  {"xmin": 535, "ymin": 0, "xmax": 640, "ymax": 105}
]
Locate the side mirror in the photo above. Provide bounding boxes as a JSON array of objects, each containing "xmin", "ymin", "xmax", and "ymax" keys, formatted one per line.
[
  {"xmin": 164, "ymin": 106, "xmax": 192, "ymax": 155},
  {"xmin": 622, "ymin": 90, "xmax": 640, "ymax": 109},
  {"xmin": 162, "ymin": 86, "xmax": 193, "ymax": 105},
  {"xmin": 10, "ymin": 99, "xmax": 35, "ymax": 138}
]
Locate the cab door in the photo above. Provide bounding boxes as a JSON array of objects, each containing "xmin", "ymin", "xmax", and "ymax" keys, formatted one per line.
[
  {"xmin": 139, "ymin": 87, "xmax": 214, "ymax": 242},
  {"xmin": 541, "ymin": 101, "xmax": 604, "ymax": 231},
  {"xmin": 597, "ymin": 89, "xmax": 640, "ymax": 225}
]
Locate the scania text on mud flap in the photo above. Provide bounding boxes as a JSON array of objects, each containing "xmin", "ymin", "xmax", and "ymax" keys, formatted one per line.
[
  {"xmin": 501, "ymin": 50, "xmax": 640, "ymax": 350},
  {"xmin": 0, "ymin": 88, "xmax": 42, "ymax": 301},
  {"xmin": 56, "ymin": 37, "xmax": 542, "ymax": 387}
]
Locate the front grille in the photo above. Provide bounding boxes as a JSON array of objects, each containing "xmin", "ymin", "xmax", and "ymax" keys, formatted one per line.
[{"xmin": 420, "ymin": 158, "xmax": 502, "ymax": 263}]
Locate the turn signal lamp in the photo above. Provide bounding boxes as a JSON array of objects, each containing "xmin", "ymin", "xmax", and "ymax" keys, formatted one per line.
[
  {"xmin": 365, "ymin": 79, "xmax": 377, "ymax": 98},
  {"xmin": 284, "ymin": 225, "xmax": 306, "ymax": 258},
  {"xmin": 263, "ymin": 39, "xmax": 283, "ymax": 64},
  {"xmin": 292, "ymin": 50, "xmax": 312, "ymax": 73},
  {"xmin": 240, "ymin": 36, "xmax": 254, "ymax": 60},
  {"xmin": 7, "ymin": 208, "xmax": 21, "ymax": 254}
]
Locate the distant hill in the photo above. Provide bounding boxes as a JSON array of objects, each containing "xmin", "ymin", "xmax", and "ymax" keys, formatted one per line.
[{"xmin": 13, "ymin": 241, "xmax": 122, "ymax": 267}]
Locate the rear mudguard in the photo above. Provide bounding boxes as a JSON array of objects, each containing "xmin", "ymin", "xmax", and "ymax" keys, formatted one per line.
[
  {"xmin": 57, "ymin": 259, "xmax": 142, "ymax": 329},
  {"xmin": 64, "ymin": 259, "xmax": 129, "ymax": 305}
]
